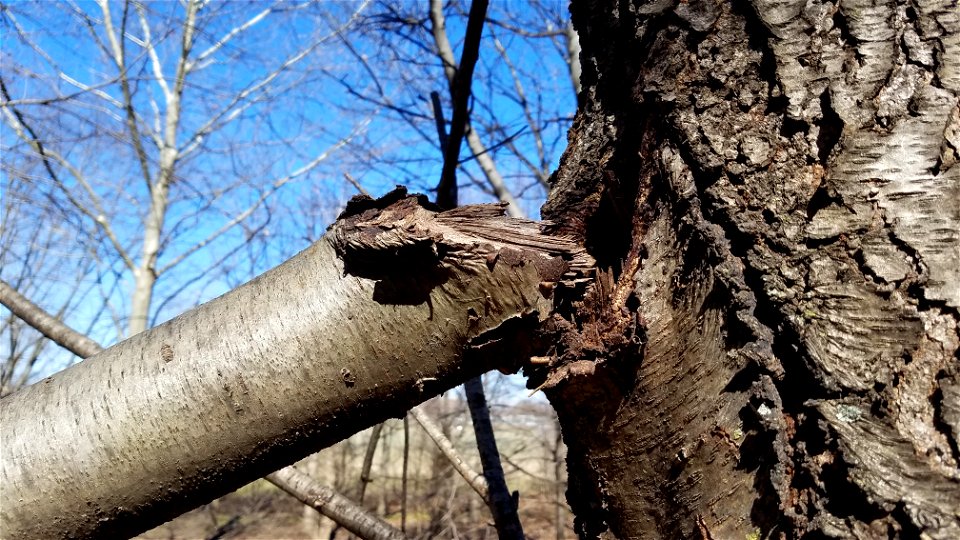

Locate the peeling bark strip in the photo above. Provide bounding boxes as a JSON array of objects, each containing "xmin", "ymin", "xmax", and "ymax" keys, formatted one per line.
[
  {"xmin": 0, "ymin": 190, "xmax": 589, "ymax": 539},
  {"xmin": 546, "ymin": 0, "xmax": 959, "ymax": 538}
]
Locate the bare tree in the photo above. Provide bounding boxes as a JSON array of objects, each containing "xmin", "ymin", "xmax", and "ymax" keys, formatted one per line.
[
  {"xmin": 320, "ymin": 0, "xmax": 579, "ymax": 218},
  {"xmin": 1, "ymin": 0, "xmax": 368, "ymax": 366},
  {"xmin": 3, "ymin": 2, "xmax": 583, "ymax": 536}
]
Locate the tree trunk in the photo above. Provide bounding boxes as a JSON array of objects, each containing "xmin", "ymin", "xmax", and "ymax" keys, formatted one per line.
[
  {"xmin": 4, "ymin": 2, "xmax": 958, "ymax": 538},
  {"xmin": 0, "ymin": 191, "xmax": 589, "ymax": 539},
  {"xmin": 538, "ymin": 0, "xmax": 959, "ymax": 538}
]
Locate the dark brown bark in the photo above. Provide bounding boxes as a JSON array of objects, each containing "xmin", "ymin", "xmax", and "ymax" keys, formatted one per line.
[
  {"xmin": 435, "ymin": 0, "xmax": 489, "ymax": 209},
  {"xmin": 535, "ymin": 0, "xmax": 959, "ymax": 538}
]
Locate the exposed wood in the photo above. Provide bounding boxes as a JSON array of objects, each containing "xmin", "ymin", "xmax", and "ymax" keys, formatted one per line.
[{"xmin": 427, "ymin": 6, "xmax": 529, "ymax": 530}]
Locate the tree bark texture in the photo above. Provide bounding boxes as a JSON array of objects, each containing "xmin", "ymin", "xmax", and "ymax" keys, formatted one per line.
[
  {"xmin": 539, "ymin": 0, "xmax": 959, "ymax": 538},
  {"xmin": 1, "ymin": 273, "xmax": 405, "ymax": 540},
  {"xmin": 0, "ymin": 190, "xmax": 590, "ymax": 539}
]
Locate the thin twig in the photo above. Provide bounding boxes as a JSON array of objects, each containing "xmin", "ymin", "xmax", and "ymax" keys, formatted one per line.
[
  {"xmin": 344, "ymin": 172, "xmax": 371, "ymax": 197},
  {"xmin": 410, "ymin": 407, "xmax": 489, "ymax": 502},
  {"xmin": 358, "ymin": 422, "xmax": 384, "ymax": 504}
]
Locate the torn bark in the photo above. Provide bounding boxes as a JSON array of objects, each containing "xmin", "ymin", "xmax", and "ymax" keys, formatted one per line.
[{"xmin": 0, "ymin": 189, "xmax": 590, "ymax": 539}]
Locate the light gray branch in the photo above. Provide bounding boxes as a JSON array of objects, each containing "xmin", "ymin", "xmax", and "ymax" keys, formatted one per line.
[
  {"xmin": 267, "ymin": 466, "xmax": 405, "ymax": 540},
  {"xmin": 0, "ymin": 277, "xmax": 406, "ymax": 540},
  {"xmin": 0, "ymin": 278, "xmax": 102, "ymax": 360},
  {"xmin": 410, "ymin": 406, "xmax": 490, "ymax": 502}
]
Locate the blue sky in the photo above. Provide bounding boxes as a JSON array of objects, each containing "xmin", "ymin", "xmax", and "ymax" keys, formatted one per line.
[{"xmin": 0, "ymin": 0, "xmax": 577, "ymax": 386}]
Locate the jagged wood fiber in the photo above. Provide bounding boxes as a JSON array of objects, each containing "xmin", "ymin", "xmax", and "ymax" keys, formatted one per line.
[{"xmin": 542, "ymin": 0, "xmax": 959, "ymax": 538}]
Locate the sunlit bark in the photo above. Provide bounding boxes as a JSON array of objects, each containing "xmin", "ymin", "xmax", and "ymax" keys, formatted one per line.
[
  {"xmin": 0, "ymin": 193, "xmax": 589, "ymax": 538},
  {"xmin": 541, "ymin": 0, "xmax": 960, "ymax": 537}
]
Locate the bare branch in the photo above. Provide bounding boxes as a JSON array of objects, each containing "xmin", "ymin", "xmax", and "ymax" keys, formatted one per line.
[
  {"xmin": 0, "ymin": 278, "xmax": 102, "ymax": 360},
  {"xmin": 98, "ymin": 0, "xmax": 157, "ymax": 193},
  {"xmin": 1, "ymin": 84, "xmax": 137, "ymax": 271},
  {"xmin": 427, "ymin": 0, "xmax": 524, "ymax": 217},
  {"xmin": 132, "ymin": 1, "xmax": 172, "ymax": 100},
  {"xmin": 57, "ymin": 73, "xmax": 124, "ymax": 109},
  {"xmin": 187, "ymin": 3, "xmax": 278, "ymax": 73},
  {"xmin": 179, "ymin": 0, "xmax": 372, "ymax": 158},
  {"xmin": 492, "ymin": 34, "xmax": 549, "ymax": 186},
  {"xmin": 409, "ymin": 406, "xmax": 490, "ymax": 502},
  {"xmin": 0, "ymin": 78, "xmax": 120, "ymax": 107},
  {"xmin": 158, "ymin": 132, "xmax": 356, "ymax": 274},
  {"xmin": 433, "ymin": 0, "xmax": 489, "ymax": 210},
  {"xmin": 267, "ymin": 467, "xmax": 406, "ymax": 540},
  {"xmin": 178, "ymin": 42, "xmax": 318, "ymax": 158},
  {"xmin": 343, "ymin": 172, "xmax": 371, "ymax": 197}
]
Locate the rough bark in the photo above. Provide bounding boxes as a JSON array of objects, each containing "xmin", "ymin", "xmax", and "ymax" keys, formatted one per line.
[
  {"xmin": 538, "ymin": 0, "xmax": 959, "ymax": 538},
  {"xmin": 0, "ymin": 190, "xmax": 590, "ymax": 539}
]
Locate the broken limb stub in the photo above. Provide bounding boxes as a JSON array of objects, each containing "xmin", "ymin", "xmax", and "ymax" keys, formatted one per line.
[
  {"xmin": 331, "ymin": 187, "xmax": 592, "ymax": 284},
  {"xmin": 0, "ymin": 188, "xmax": 591, "ymax": 539}
]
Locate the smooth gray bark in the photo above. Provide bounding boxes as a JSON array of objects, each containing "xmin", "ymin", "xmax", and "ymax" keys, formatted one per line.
[
  {"xmin": 357, "ymin": 422, "xmax": 384, "ymax": 505},
  {"xmin": 410, "ymin": 406, "xmax": 489, "ymax": 502},
  {"xmin": 0, "ymin": 192, "xmax": 589, "ymax": 539},
  {"xmin": 1, "ymin": 273, "xmax": 404, "ymax": 539}
]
